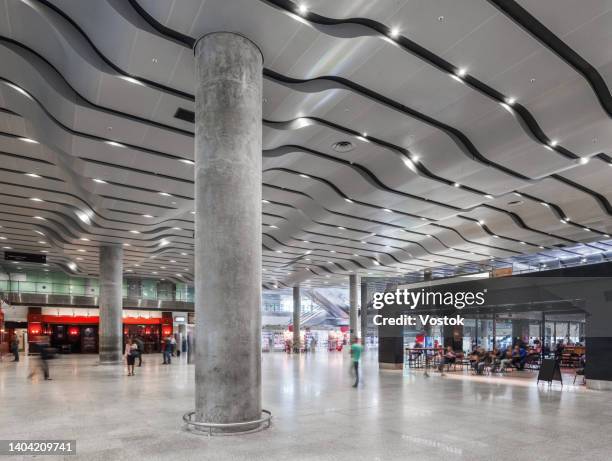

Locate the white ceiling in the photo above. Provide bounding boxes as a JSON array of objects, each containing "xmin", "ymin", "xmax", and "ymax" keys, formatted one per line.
[{"xmin": 0, "ymin": 0, "xmax": 611, "ymax": 288}]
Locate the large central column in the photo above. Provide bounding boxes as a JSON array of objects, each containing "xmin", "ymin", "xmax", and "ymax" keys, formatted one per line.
[
  {"xmin": 293, "ymin": 285, "xmax": 301, "ymax": 352},
  {"xmin": 98, "ymin": 245, "xmax": 123, "ymax": 363},
  {"xmin": 349, "ymin": 274, "xmax": 359, "ymax": 342},
  {"xmin": 194, "ymin": 32, "xmax": 263, "ymax": 425}
]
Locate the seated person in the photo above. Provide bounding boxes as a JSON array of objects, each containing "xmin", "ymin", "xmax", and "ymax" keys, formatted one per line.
[
  {"xmin": 477, "ymin": 350, "xmax": 493, "ymax": 375},
  {"xmin": 489, "ymin": 348, "xmax": 501, "ymax": 372},
  {"xmin": 437, "ymin": 346, "xmax": 456, "ymax": 373},
  {"xmin": 499, "ymin": 348, "xmax": 513, "ymax": 371}
]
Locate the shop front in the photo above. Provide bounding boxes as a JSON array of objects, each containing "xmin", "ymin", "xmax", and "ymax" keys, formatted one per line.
[{"xmin": 26, "ymin": 307, "xmax": 173, "ymax": 354}]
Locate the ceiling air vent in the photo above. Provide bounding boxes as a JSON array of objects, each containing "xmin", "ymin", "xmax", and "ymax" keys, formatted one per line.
[
  {"xmin": 332, "ymin": 141, "xmax": 354, "ymax": 153},
  {"xmin": 174, "ymin": 108, "xmax": 195, "ymax": 123}
]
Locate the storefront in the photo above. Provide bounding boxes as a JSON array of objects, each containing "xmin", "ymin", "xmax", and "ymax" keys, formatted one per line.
[{"xmin": 26, "ymin": 307, "xmax": 174, "ymax": 354}]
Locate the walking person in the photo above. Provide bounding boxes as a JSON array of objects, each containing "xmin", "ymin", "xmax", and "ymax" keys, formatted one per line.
[
  {"xmin": 350, "ymin": 338, "xmax": 364, "ymax": 388},
  {"xmin": 125, "ymin": 338, "xmax": 137, "ymax": 376},
  {"xmin": 11, "ymin": 335, "xmax": 19, "ymax": 362},
  {"xmin": 162, "ymin": 336, "xmax": 173, "ymax": 364},
  {"xmin": 28, "ymin": 336, "xmax": 52, "ymax": 381},
  {"xmin": 134, "ymin": 336, "xmax": 144, "ymax": 367}
]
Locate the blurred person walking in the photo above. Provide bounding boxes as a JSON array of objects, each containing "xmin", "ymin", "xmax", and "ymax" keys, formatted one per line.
[{"xmin": 350, "ymin": 338, "xmax": 364, "ymax": 388}]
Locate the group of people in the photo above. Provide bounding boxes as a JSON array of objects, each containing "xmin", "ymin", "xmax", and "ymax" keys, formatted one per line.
[
  {"xmin": 124, "ymin": 336, "xmax": 144, "ymax": 376},
  {"xmin": 124, "ymin": 335, "xmax": 182, "ymax": 375},
  {"xmin": 433, "ymin": 341, "xmax": 544, "ymax": 375}
]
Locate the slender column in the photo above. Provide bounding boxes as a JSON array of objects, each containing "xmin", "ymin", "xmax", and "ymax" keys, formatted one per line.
[
  {"xmin": 194, "ymin": 32, "xmax": 263, "ymax": 426},
  {"xmin": 349, "ymin": 274, "xmax": 358, "ymax": 342},
  {"xmin": 98, "ymin": 245, "xmax": 123, "ymax": 363},
  {"xmin": 360, "ymin": 280, "xmax": 368, "ymax": 346},
  {"xmin": 293, "ymin": 285, "xmax": 301, "ymax": 352}
]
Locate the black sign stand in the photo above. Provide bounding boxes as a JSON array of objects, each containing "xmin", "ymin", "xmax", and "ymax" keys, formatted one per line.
[{"xmin": 537, "ymin": 358, "xmax": 563, "ymax": 386}]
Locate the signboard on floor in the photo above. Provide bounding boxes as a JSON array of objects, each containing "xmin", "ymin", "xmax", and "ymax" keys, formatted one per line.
[
  {"xmin": 537, "ymin": 358, "xmax": 563, "ymax": 386},
  {"xmin": 4, "ymin": 252, "xmax": 46, "ymax": 263}
]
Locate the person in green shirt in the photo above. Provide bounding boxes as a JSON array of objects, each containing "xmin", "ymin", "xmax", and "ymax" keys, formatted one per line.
[{"xmin": 350, "ymin": 338, "xmax": 364, "ymax": 387}]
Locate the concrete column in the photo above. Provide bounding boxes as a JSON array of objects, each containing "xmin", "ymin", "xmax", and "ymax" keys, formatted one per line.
[
  {"xmin": 98, "ymin": 245, "xmax": 123, "ymax": 363},
  {"xmin": 293, "ymin": 285, "xmax": 301, "ymax": 352},
  {"xmin": 349, "ymin": 274, "xmax": 358, "ymax": 342},
  {"xmin": 360, "ymin": 280, "xmax": 368, "ymax": 346},
  {"xmin": 194, "ymin": 32, "xmax": 263, "ymax": 426}
]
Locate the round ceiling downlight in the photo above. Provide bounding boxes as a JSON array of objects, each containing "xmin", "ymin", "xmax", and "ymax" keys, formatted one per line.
[{"xmin": 332, "ymin": 141, "xmax": 354, "ymax": 153}]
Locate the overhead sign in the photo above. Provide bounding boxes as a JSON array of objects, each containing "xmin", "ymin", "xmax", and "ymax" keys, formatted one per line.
[
  {"xmin": 492, "ymin": 267, "xmax": 513, "ymax": 278},
  {"xmin": 4, "ymin": 252, "xmax": 47, "ymax": 263}
]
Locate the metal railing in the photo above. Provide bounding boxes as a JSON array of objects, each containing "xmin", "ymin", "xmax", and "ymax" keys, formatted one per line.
[{"xmin": 0, "ymin": 280, "xmax": 194, "ymax": 302}]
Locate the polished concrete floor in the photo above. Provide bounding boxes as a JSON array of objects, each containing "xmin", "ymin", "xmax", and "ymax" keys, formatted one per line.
[{"xmin": 0, "ymin": 350, "xmax": 610, "ymax": 460}]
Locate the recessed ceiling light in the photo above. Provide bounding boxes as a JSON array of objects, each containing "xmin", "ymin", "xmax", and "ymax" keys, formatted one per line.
[
  {"xmin": 29, "ymin": 198, "xmax": 44, "ymax": 203},
  {"xmin": 190, "ymin": 211, "xmax": 196, "ymax": 215},
  {"xmin": 172, "ymin": 227, "xmax": 182, "ymax": 230},
  {"xmin": 583, "ymin": 228, "xmax": 591, "ymax": 232},
  {"xmin": 104, "ymin": 140, "xmax": 126, "ymax": 148},
  {"xmin": 383, "ymin": 208, "xmax": 392, "ymax": 213},
  {"xmin": 92, "ymin": 178, "xmax": 107, "ymax": 184},
  {"xmin": 77, "ymin": 249, "xmax": 86, "ymax": 252},
  {"xmin": 578, "ymin": 157, "xmax": 589, "ymax": 165},
  {"xmin": 158, "ymin": 192, "xmax": 172, "ymax": 197},
  {"xmin": 0, "ymin": 237, "xmax": 6, "ymax": 240},
  {"xmin": 539, "ymin": 246, "xmax": 545, "ymax": 249},
  {"xmin": 25, "ymin": 173, "xmax": 41, "ymax": 178},
  {"xmin": 332, "ymin": 141, "xmax": 354, "ymax": 153},
  {"xmin": 484, "ymin": 194, "xmax": 494, "ymax": 199},
  {"xmin": 129, "ymin": 230, "xmax": 140, "ymax": 234},
  {"xmin": 519, "ymin": 241, "xmax": 526, "ymax": 245},
  {"xmin": 389, "ymin": 27, "xmax": 400, "ymax": 38},
  {"xmin": 176, "ymin": 274, "xmax": 183, "ymax": 277},
  {"xmin": 33, "ymin": 216, "xmax": 45, "ymax": 220},
  {"xmin": 299, "ymin": 174, "xmax": 310, "ymax": 179},
  {"xmin": 297, "ymin": 3, "xmax": 308, "ymax": 15},
  {"xmin": 456, "ymin": 68, "xmax": 467, "ymax": 77},
  {"xmin": 38, "ymin": 241, "xmax": 46, "ymax": 244},
  {"xmin": 453, "ymin": 182, "xmax": 460, "ymax": 188},
  {"xmin": 262, "ymin": 199, "xmax": 270, "ymax": 204},
  {"xmin": 362, "ymin": 132, "xmax": 368, "ymax": 137},
  {"xmin": 269, "ymin": 225, "xmax": 278, "ymax": 229},
  {"xmin": 2, "ymin": 246, "xmax": 11, "ymax": 249},
  {"xmin": 179, "ymin": 159, "xmax": 195, "ymax": 165},
  {"xmin": 152, "ymin": 271, "xmax": 158, "ymax": 275},
  {"xmin": 181, "ymin": 252, "xmax": 187, "ymax": 256},
  {"xmin": 373, "ymin": 260, "xmax": 380, "ymax": 266},
  {"xmin": 337, "ymin": 226, "xmax": 345, "ymax": 230},
  {"xmin": 505, "ymin": 97, "xmax": 516, "ymax": 105},
  {"xmin": 541, "ymin": 202, "xmax": 549, "ymax": 207},
  {"xmin": 120, "ymin": 76, "xmax": 143, "ymax": 86},
  {"xmin": 80, "ymin": 238, "xmax": 90, "ymax": 241},
  {"xmin": 20, "ymin": 137, "xmax": 39, "ymax": 144},
  {"xmin": 142, "ymin": 214, "xmax": 153, "ymax": 218},
  {"xmin": 549, "ymin": 140, "xmax": 558, "ymax": 147},
  {"xmin": 126, "ymin": 269, "xmax": 133, "ymax": 272},
  {"xmin": 492, "ymin": 235, "xmax": 499, "ymax": 238},
  {"xmin": 275, "ymin": 250, "xmax": 282, "ymax": 253},
  {"xmin": 604, "ymin": 234, "xmax": 611, "ymax": 238},
  {"xmin": 41, "ymin": 250, "xmax": 49, "ymax": 253}
]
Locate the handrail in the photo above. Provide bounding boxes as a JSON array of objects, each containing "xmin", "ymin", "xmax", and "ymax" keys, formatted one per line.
[
  {"xmin": 183, "ymin": 410, "xmax": 272, "ymax": 436},
  {"xmin": 0, "ymin": 280, "xmax": 194, "ymax": 302}
]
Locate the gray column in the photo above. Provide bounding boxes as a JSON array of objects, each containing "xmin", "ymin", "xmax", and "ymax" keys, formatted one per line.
[
  {"xmin": 98, "ymin": 245, "xmax": 123, "ymax": 363},
  {"xmin": 349, "ymin": 274, "xmax": 358, "ymax": 342},
  {"xmin": 293, "ymin": 285, "xmax": 301, "ymax": 352},
  {"xmin": 194, "ymin": 32, "xmax": 263, "ymax": 426},
  {"xmin": 360, "ymin": 280, "xmax": 368, "ymax": 346}
]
